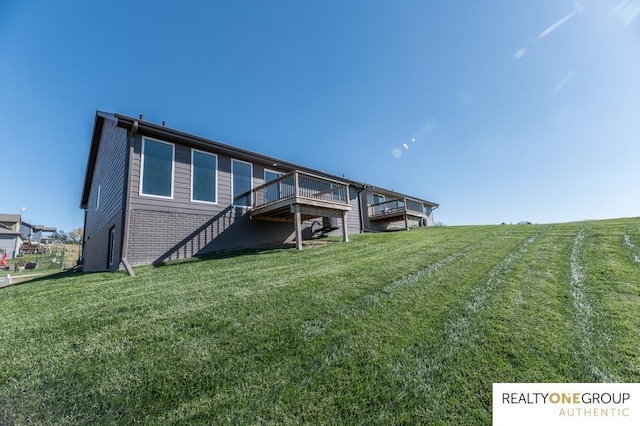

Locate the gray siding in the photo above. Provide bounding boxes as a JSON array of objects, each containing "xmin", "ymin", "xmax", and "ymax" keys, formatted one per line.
[
  {"xmin": 345, "ymin": 187, "xmax": 363, "ymax": 233},
  {"xmin": 126, "ymin": 135, "xmax": 317, "ymax": 266},
  {"xmin": 82, "ymin": 119, "xmax": 127, "ymax": 271},
  {"xmin": 325, "ymin": 187, "xmax": 362, "ymax": 237},
  {"xmin": 82, "ymin": 211, "xmax": 122, "ymax": 271},
  {"xmin": 0, "ymin": 235, "xmax": 21, "ymax": 259}
]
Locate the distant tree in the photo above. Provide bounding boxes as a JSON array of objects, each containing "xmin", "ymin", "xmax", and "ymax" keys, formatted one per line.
[
  {"xmin": 68, "ymin": 227, "xmax": 84, "ymax": 244},
  {"xmin": 53, "ymin": 230, "xmax": 69, "ymax": 244},
  {"xmin": 434, "ymin": 221, "xmax": 445, "ymax": 227}
]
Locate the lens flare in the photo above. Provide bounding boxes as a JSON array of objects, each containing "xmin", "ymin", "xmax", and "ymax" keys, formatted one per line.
[
  {"xmin": 612, "ymin": 0, "xmax": 640, "ymax": 26},
  {"xmin": 513, "ymin": 48, "xmax": 527, "ymax": 60},
  {"xmin": 611, "ymin": 0, "xmax": 629, "ymax": 15},
  {"xmin": 573, "ymin": 1, "xmax": 584, "ymax": 13},
  {"xmin": 403, "ymin": 143, "xmax": 409, "ymax": 150},
  {"xmin": 553, "ymin": 71, "xmax": 575, "ymax": 94},
  {"xmin": 392, "ymin": 148, "xmax": 402, "ymax": 158},
  {"xmin": 537, "ymin": 11, "xmax": 577, "ymax": 40},
  {"xmin": 424, "ymin": 118, "xmax": 437, "ymax": 134}
]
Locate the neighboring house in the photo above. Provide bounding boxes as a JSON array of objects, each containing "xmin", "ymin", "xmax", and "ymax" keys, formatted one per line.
[
  {"xmin": 80, "ymin": 111, "xmax": 438, "ymax": 273},
  {"xmin": 0, "ymin": 214, "xmax": 26, "ymax": 259},
  {"xmin": 20, "ymin": 222, "xmax": 57, "ymax": 244}
]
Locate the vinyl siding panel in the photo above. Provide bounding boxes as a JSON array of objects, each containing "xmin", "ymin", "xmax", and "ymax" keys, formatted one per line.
[
  {"xmin": 0, "ymin": 235, "xmax": 22, "ymax": 259},
  {"xmin": 346, "ymin": 187, "xmax": 362, "ymax": 233},
  {"xmin": 126, "ymin": 134, "xmax": 311, "ymax": 266},
  {"xmin": 82, "ymin": 211, "xmax": 122, "ymax": 271},
  {"xmin": 82, "ymin": 119, "xmax": 127, "ymax": 271},
  {"xmin": 325, "ymin": 187, "xmax": 362, "ymax": 237}
]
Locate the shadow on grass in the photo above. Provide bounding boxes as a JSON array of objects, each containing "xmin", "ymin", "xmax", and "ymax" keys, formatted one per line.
[
  {"xmin": 0, "ymin": 267, "xmax": 89, "ymax": 289},
  {"xmin": 2, "ymin": 238, "xmax": 342, "ymax": 287},
  {"xmin": 152, "ymin": 238, "xmax": 339, "ymax": 268}
]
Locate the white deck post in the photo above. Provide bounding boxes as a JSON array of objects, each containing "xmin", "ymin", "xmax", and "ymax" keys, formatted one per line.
[
  {"xmin": 342, "ymin": 210, "xmax": 349, "ymax": 243},
  {"xmin": 294, "ymin": 204, "xmax": 303, "ymax": 250}
]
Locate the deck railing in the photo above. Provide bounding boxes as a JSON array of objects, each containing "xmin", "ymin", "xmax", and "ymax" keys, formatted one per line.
[
  {"xmin": 252, "ymin": 170, "xmax": 350, "ymax": 210},
  {"xmin": 368, "ymin": 197, "xmax": 425, "ymax": 218}
]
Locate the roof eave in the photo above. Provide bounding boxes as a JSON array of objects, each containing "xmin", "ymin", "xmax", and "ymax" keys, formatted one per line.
[
  {"xmin": 112, "ymin": 113, "xmax": 351, "ymax": 183},
  {"xmin": 82, "ymin": 111, "xmax": 438, "ymax": 209},
  {"xmin": 350, "ymin": 181, "xmax": 438, "ymax": 207}
]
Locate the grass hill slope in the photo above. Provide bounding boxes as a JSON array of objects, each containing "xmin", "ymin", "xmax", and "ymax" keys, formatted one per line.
[{"xmin": 1, "ymin": 219, "xmax": 639, "ymax": 424}]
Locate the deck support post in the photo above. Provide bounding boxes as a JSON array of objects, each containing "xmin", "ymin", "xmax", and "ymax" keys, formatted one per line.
[
  {"xmin": 342, "ymin": 210, "xmax": 349, "ymax": 243},
  {"xmin": 293, "ymin": 204, "xmax": 303, "ymax": 250},
  {"xmin": 404, "ymin": 198, "xmax": 410, "ymax": 230}
]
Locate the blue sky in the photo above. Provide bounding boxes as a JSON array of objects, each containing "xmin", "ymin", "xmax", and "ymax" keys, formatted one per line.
[{"xmin": 1, "ymin": 0, "xmax": 639, "ymax": 231}]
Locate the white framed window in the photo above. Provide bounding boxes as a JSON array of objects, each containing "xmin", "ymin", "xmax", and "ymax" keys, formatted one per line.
[
  {"xmin": 107, "ymin": 226, "xmax": 115, "ymax": 268},
  {"xmin": 231, "ymin": 159, "xmax": 253, "ymax": 207},
  {"xmin": 264, "ymin": 169, "xmax": 284, "ymax": 203},
  {"xmin": 191, "ymin": 149, "xmax": 218, "ymax": 204},
  {"xmin": 95, "ymin": 184, "xmax": 101, "ymax": 211},
  {"xmin": 140, "ymin": 137, "xmax": 174, "ymax": 198}
]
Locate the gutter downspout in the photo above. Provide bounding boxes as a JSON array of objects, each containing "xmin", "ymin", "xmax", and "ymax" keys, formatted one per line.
[
  {"xmin": 77, "ymin": 209, "xmax": 87, "ymax": 271},
  {"xmin": 81, "ymin": 208, "xmax": 88, "ymax": 268},
  {"xmin": 356, "ymin": 186, "xmax": 367, "ymax": 233},
  {"xmin": 429, "ymin": 204, "xmax": 440, "ymax": 226},
  {"xmin": 120, "ymin": 120, "xmax": 138, "ymax": 276}
]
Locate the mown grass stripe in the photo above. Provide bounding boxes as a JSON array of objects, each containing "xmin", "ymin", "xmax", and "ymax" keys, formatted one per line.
[
  {"xmin": 569, "ymin": 227, "xmax": 616, "ymax": 382},
  {"xmin": 579, "ymin": 224, "xmax": 640, "ymax": 382},
  {"xmin": 386, "ymin": 229, "xmax": 542, "ymax": 421},
  {"xmin": 285, "ymin": 228, "xmax": 542, "ymax": 423},
  {"xmin": 299, "ymin": 241, "xmax": 479, "ymax": 341},
  {"xmin": 479, "ymin": 225, "xmax": 584, "ymax": 382},
  {"xmin": 623, "ymin": 234, "xmax": 640, "ymax": 265}
]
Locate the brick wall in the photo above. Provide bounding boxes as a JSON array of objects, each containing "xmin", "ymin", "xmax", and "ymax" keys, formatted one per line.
[{"xmin": 127, "ymin": 208, "xmax": 303, "ymax": 266}]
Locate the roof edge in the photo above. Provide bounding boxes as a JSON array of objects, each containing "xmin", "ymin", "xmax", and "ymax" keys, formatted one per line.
[
  {"xmin": 112, "ymin": 113, "xmax": 355, "ymax": 184},
  {"xmin": 81, "ymin": 111, "xmax": 438, "ymax": 208},
  {"xmin": 80, "ymin": 111, "xmax": 113, "ymax": 208}
]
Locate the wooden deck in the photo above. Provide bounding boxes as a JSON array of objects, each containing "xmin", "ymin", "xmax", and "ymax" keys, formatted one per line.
[
  {"xmin": 368, "ymin": 197, "xmax": 427, "ymax": 229},
  {"xmin": 250, "ymin": 171, "xmax": 351, "ymax": 249}
]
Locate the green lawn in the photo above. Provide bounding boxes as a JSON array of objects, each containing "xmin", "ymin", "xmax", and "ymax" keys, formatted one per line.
[{"xmin": 1, "ymin": 218, "xmax": 639, "ymax": 425}]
